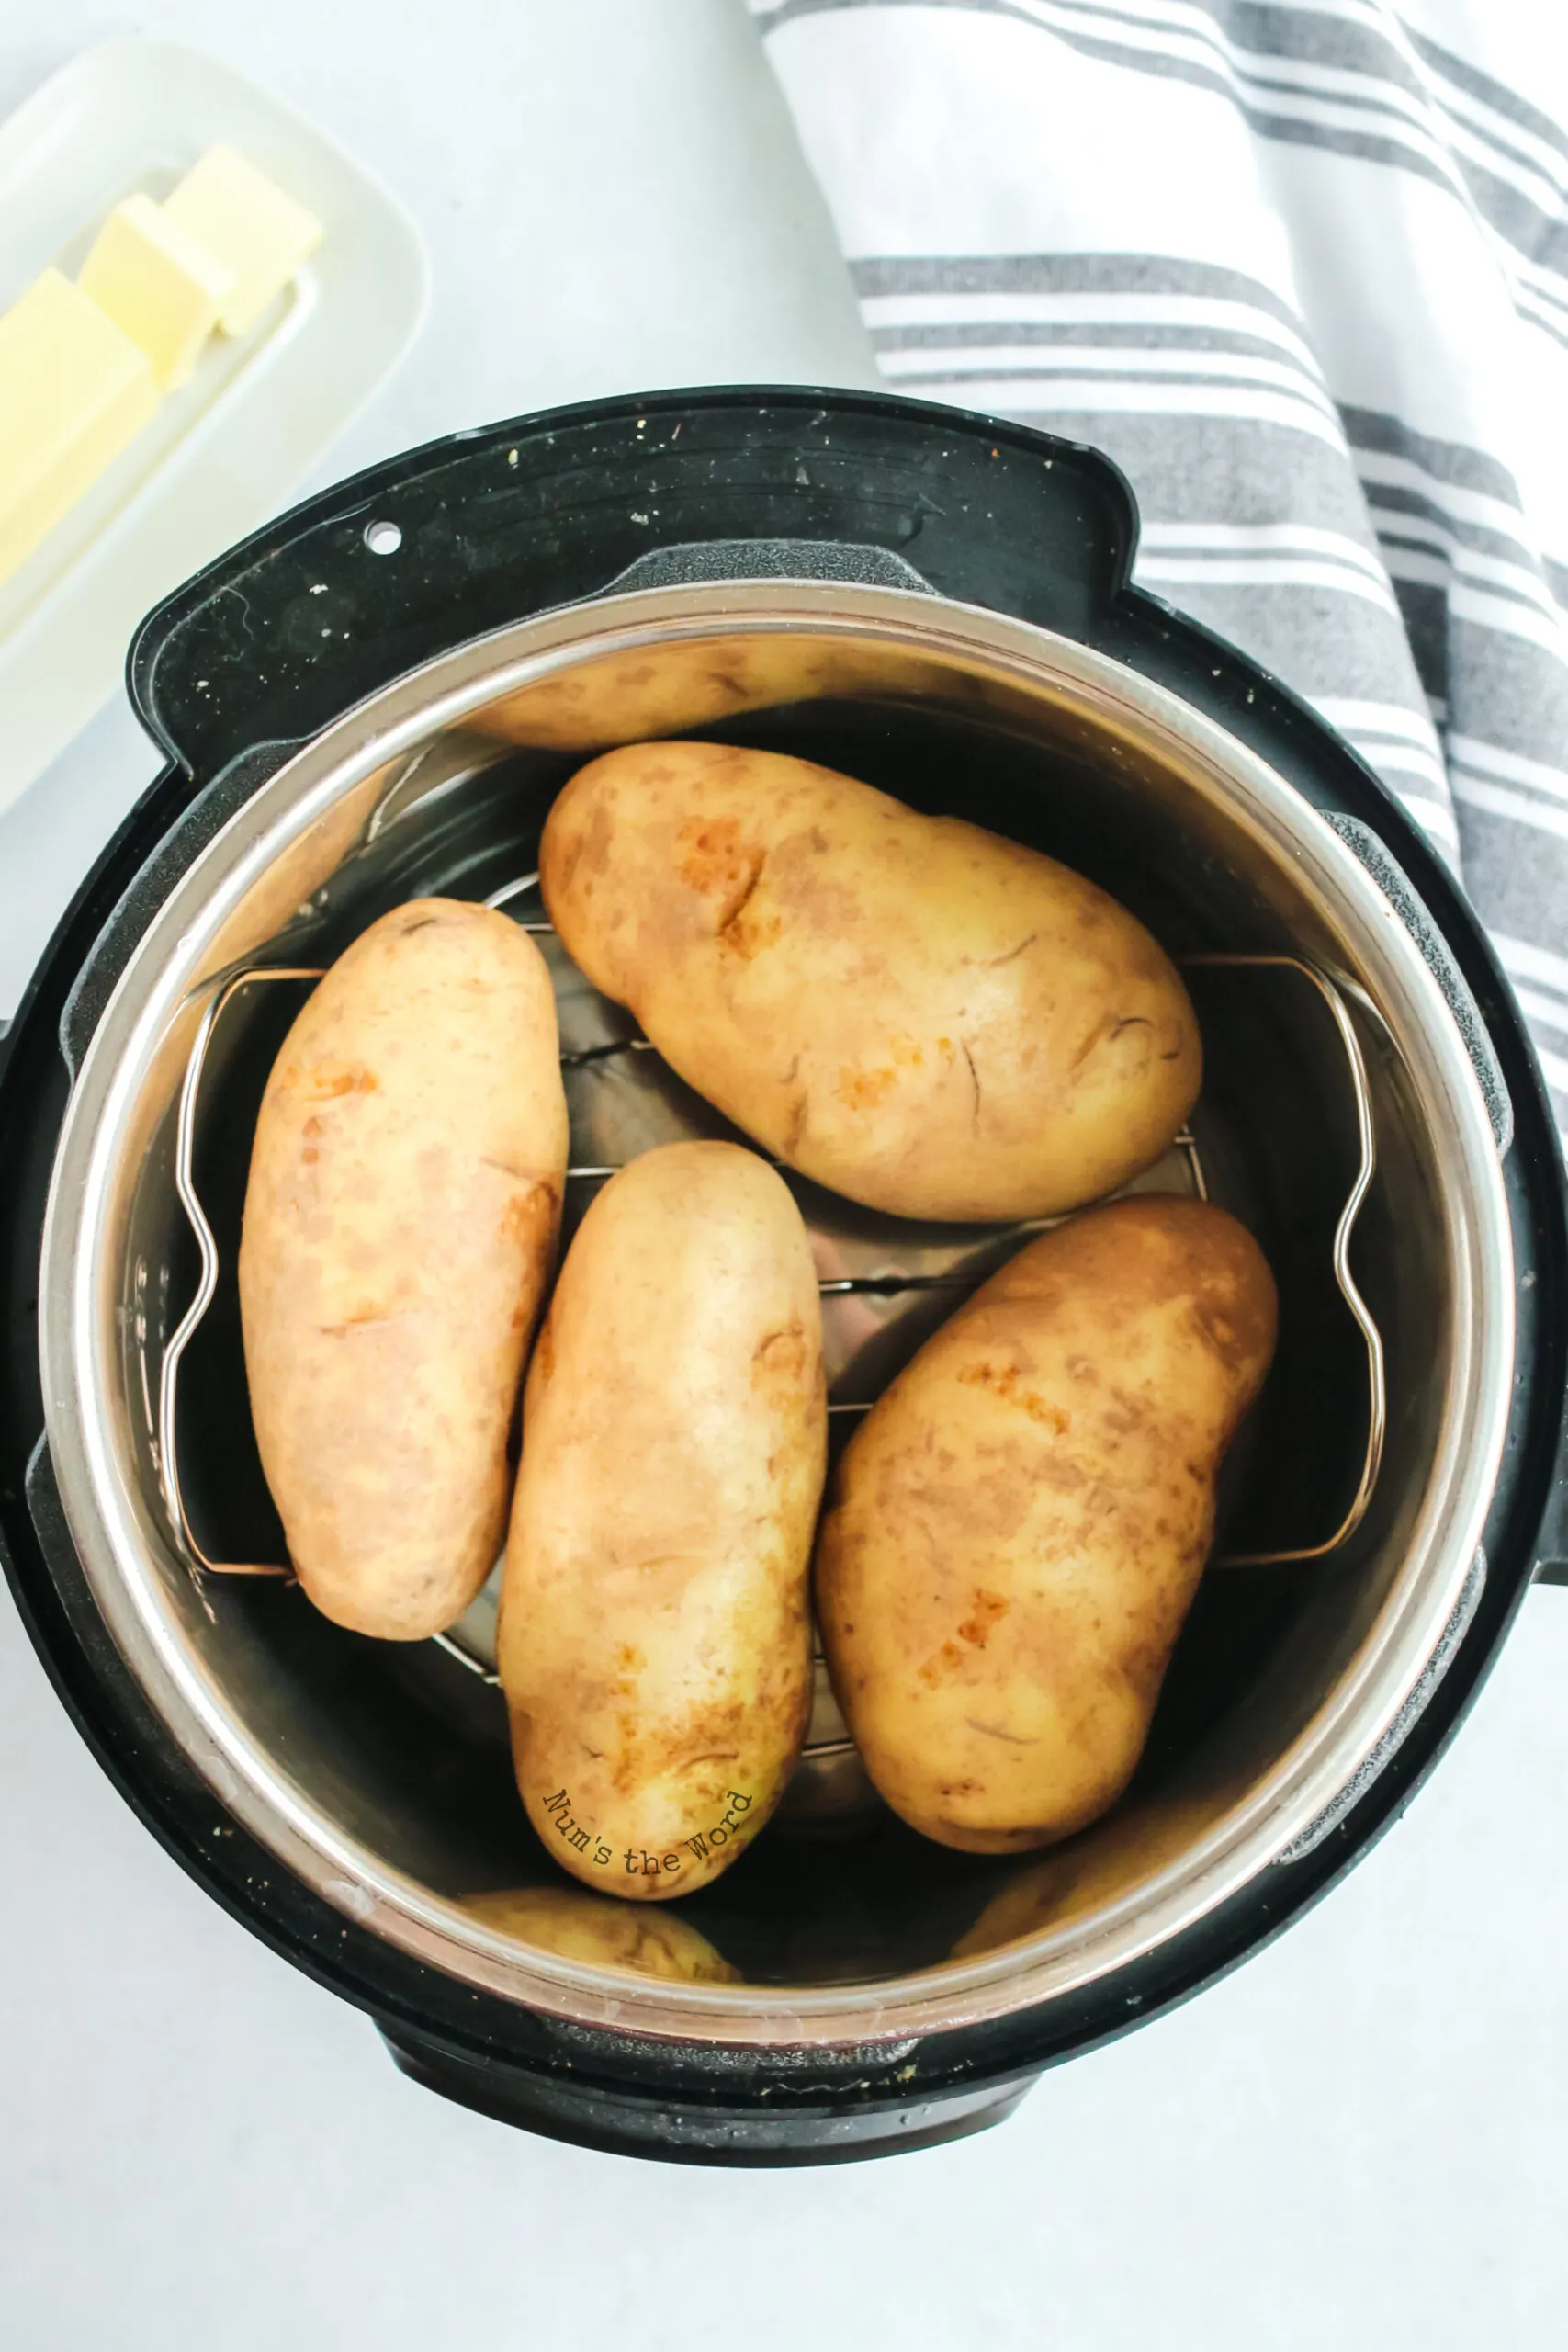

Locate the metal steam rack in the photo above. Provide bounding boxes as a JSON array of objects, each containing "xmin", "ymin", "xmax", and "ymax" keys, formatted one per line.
[{"xmin": 158, "ymin": 869, "xmax": 1386, "ymax": 1734}]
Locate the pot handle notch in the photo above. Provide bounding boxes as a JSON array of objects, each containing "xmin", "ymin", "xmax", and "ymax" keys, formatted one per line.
[
  {"xmin": 1537, "ymin": 1409, "xmax": 1568, "ymax": 1585},
  {"xmin": 597, "ymin": 537, "xmax": 940, "ymax": 600}
]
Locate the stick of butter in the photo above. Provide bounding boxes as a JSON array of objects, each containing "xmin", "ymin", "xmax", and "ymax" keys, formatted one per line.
[
  {"xmin": 163, "ymin": 146, "xmax": 323, "ymax": 336},
  {"xmin": 0, "ymin": 269, "xmax": 158, "ymax": 590},
  {"xmin": 78, "ymin": 194, "xmax": 237, "ymax": 391}
]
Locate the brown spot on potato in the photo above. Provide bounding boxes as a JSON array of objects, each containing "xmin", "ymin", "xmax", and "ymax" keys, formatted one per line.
[
  {"xmin": 676, "ymin": 815, "xmax": 765, "ymax": 928},
  {"xmin": 955, "ymin": 1359, "xmax": 1069, "ymax": 1433},
  {"xmin": 1189, "ymin": 1272, "xmax": 1275, "ymax": 1378},
  {"xmin": 838, "ymin": 1064, "xmax": 897, "ymax": 1110},
  {"xmin": 956, "ymin": 1589, "xmax": 1011, "ymax": 1647},
  {"xmin": 962, "ymin": 1040, "xmax": 982, "ymax": 1132},
  {"xmin": 720, "ymin": 894, "xmax": 782, "ymax": 960},
  {"xmin": 320, "ymin": 1306, "xmax": 397, "ymax": 1337},
  {"xmin": 1068, "ymin": 1011, "xmax": 1156, "ymax": 1075},
  {"xmin": 754, "ymin": 1323, "xmax": 808, "ymax": 1383},
  {"xmin": 500, "ymin": 1178, "xmax": 559, "ymax": 1252},
  {"xmin": 307, "ymin": 1064, "xmax": 378, "ymax": 1100}
]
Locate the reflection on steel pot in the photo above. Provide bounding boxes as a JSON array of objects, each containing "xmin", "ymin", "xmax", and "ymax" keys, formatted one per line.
[{"xmin": 1, "ymin": 390, "xmax": 1564, "ymax": 2167}]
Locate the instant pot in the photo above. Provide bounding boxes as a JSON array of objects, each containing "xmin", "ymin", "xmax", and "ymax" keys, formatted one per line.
[{"xmin": 2, "ymin": 389, "xmax": 1565, "ymax": 2165}]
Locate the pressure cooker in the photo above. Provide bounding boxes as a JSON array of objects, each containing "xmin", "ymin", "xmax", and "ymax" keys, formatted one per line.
[{"xmin": 1, "ymin": 389, "xmax": 1563, "ymax": 2165}]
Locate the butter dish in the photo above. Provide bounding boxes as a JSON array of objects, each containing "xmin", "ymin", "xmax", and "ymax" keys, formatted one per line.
[{"xmin": 0, "ymin": 39, "xmax": 429, "ymax": 814}]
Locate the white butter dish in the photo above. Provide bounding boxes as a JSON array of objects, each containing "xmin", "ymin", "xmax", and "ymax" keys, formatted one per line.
[{"xmin": 0, "ymin": 37, "xmax": 430, "ymax": 815}]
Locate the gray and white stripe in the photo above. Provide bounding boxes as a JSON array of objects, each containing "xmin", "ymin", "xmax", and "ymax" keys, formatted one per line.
[{"xmin": 754, "ymin": 0, "xmax": 1568, "ymax": 345}]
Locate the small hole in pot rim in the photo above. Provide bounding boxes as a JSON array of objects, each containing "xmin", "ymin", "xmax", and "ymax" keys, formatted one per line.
[{"xmin": 364, "ymin": 520, "xmax": 402, "ymax": 556}]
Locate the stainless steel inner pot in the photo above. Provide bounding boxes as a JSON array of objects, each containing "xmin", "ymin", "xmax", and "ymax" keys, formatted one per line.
[{"xmin": 38, "ymin": 579, "xmax": 1514, "ymax": 2048}]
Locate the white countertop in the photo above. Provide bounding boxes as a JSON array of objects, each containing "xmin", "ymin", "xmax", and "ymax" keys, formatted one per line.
[{"xmin": 4, "ymin": 7, "xmax": 1566, "ymax": 2347}]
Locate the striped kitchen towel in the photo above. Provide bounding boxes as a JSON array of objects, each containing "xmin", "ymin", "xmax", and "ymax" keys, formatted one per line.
[{"xmin": 752, "ymin": 0, "xmax": 1568, "ymax": 1144}]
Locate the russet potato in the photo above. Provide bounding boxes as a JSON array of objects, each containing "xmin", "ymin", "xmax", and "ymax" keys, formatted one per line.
[
  {"xmin": 460, "ymin": 1885, "xmax": 737, "ymax": 1983},
  {"xmin": 470, "ymin": 636, "xmax": 945, "ymax": 754},
  {"xmin": 539, "ymin": 741, "xmax": 1200, "ymax": 1222},
  {"xmin": 499, "ymin": 1141, "xmax": 827, "ymax": 1901},
  {"xmin": 948, "ymin": 1790, "xmax": 1239, "ymax": 1960},
  {"xmin": 815, "ymin": 1197, "xmax": 1277, "ymax": 1853},
  {"xmin": 239, "ymin": 899, "xmax": 568, "ymax": 1640}
]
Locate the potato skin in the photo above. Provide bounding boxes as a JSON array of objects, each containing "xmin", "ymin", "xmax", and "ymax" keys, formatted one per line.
[
  {"xmin": 459, "ymin": 1886, "xmax": 737, "ymax": 1984},
  {"xmin": 239, "ymin": 899, "xmax": 568, "ymax": 1640},
  {"xmin": 499, "ymin": 1141, "xmax": 826, "ymax": 1901},
  {"xmin": 815, "ymin": 1197, "xmax": 1277, "ymax": 1853},
  {"xmin": 540, "ymin": 741, "xmax": 1200, "ymax": 1221}
]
